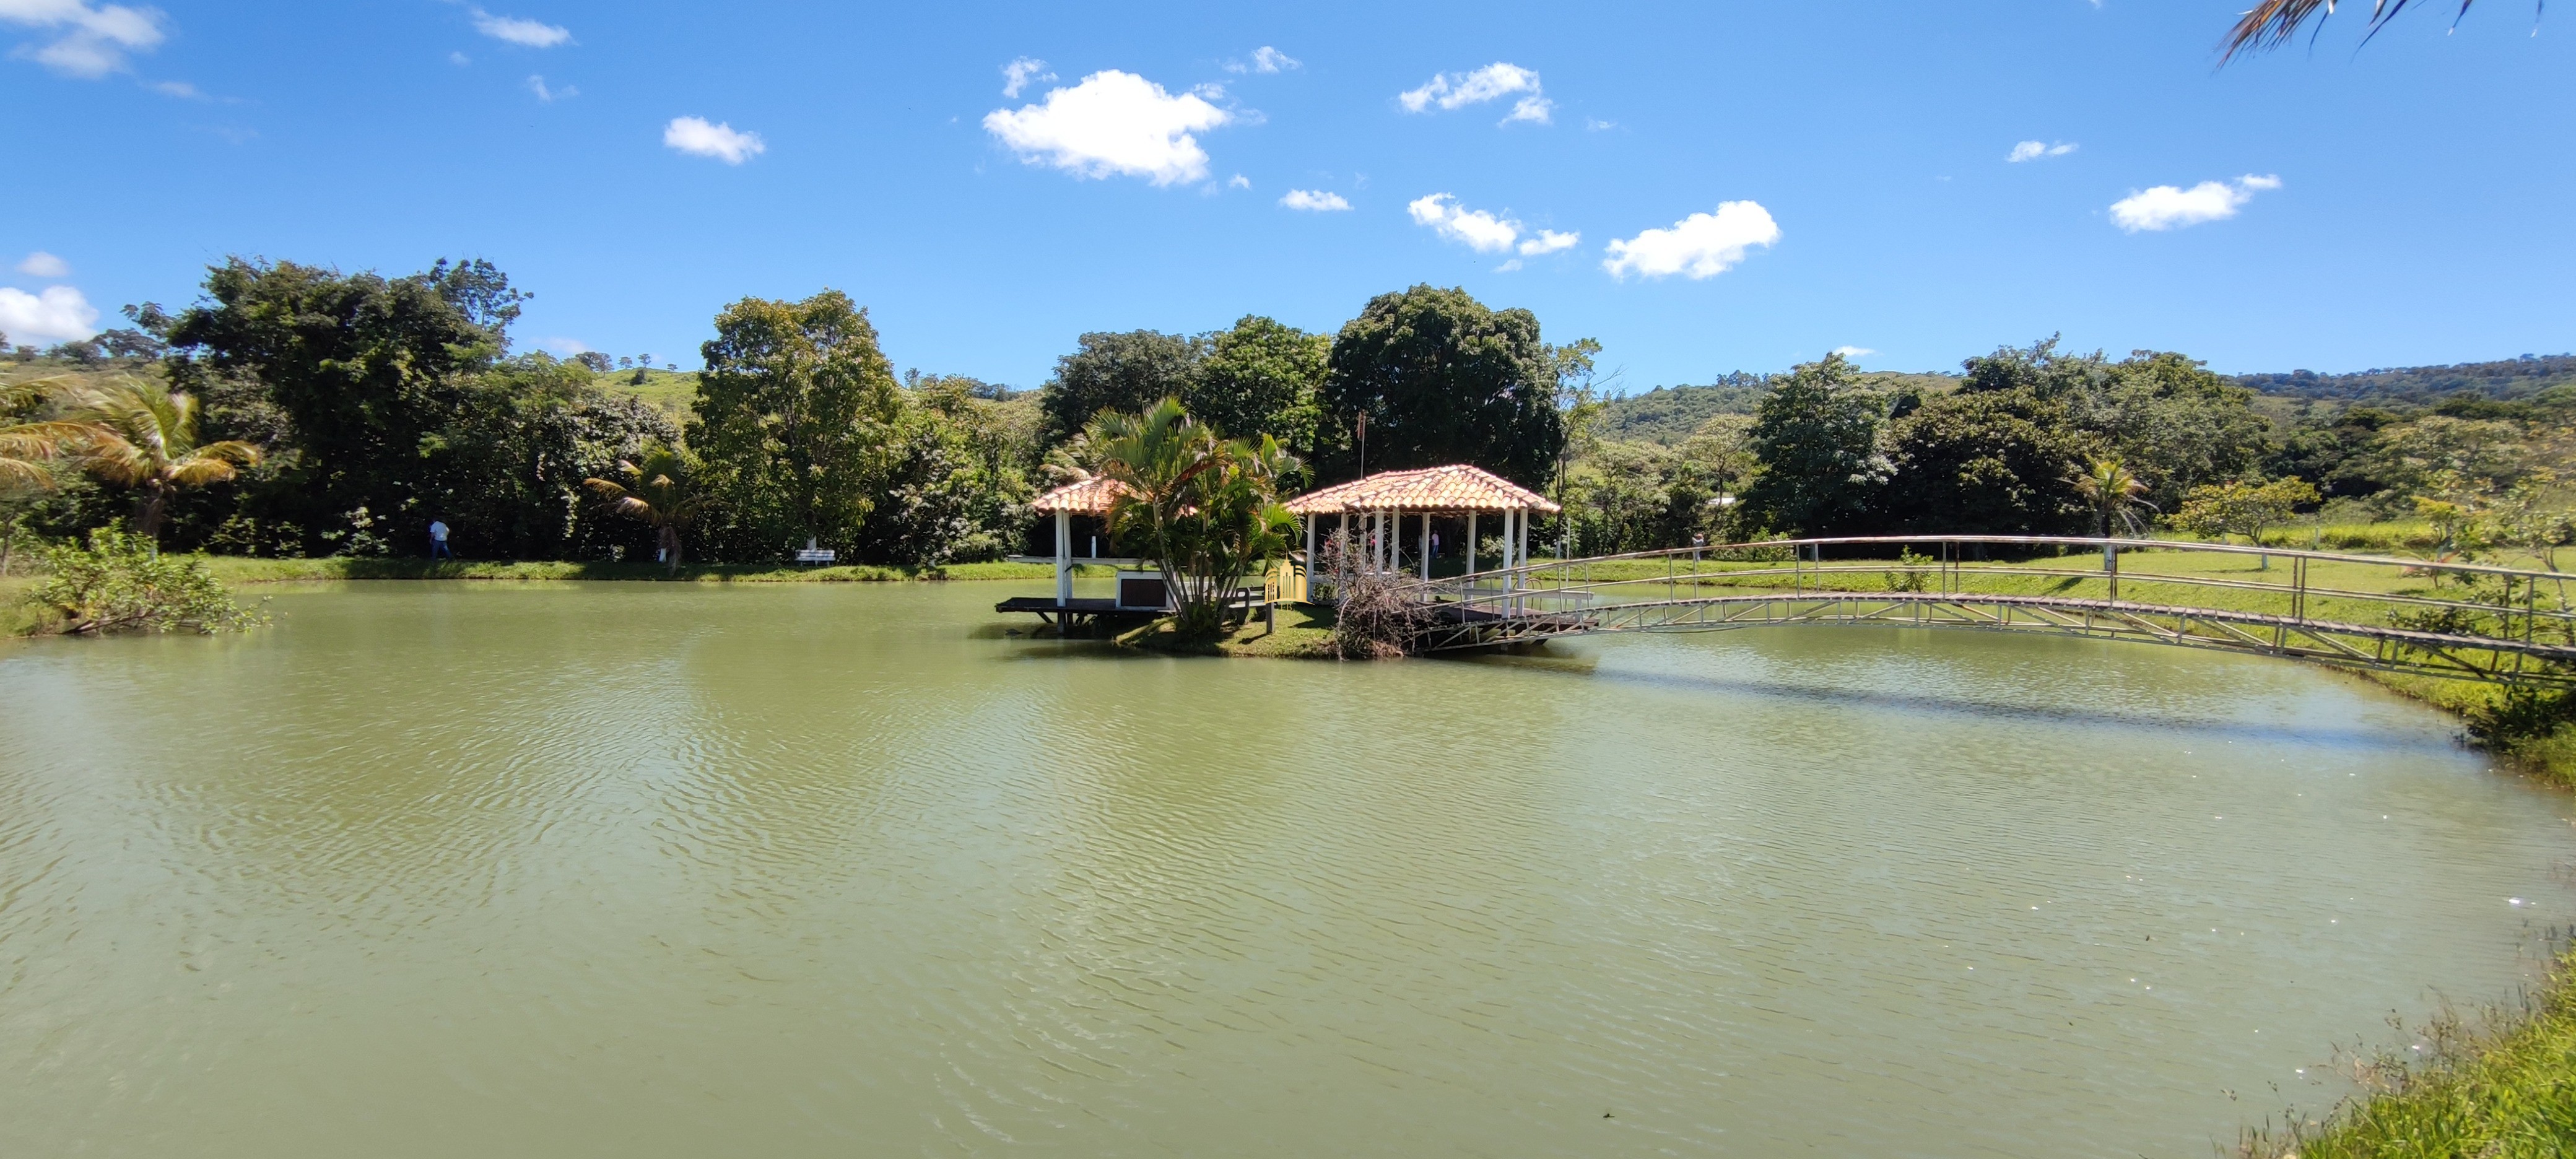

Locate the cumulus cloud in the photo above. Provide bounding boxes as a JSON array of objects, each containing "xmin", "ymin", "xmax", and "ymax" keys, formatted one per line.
[
  {"xmin": 448, "ymin": 50, "xmax": 470, "ymax": 66},
  {"xmin": 470, "ymin": 8, "xmax": 570, "ymax": 48},
  {"xmin": 1225, "ymin": 45, "xmax": 1299, "ymax": 74},
  {"xmin": 2008, "ymin": 140, "xmax": 2078, "ymax": 163},
  {"xmin": 984, "ymin": 70, "xmax": 1231, "ymax": 186},
  {"xmin": 0, "ymin": 284, "xmax": 100, "ymax": 345},
  {"xmin": 1, "ymin": 0, "xmax": 166, "ymax": 78},
  {"xmin": 1399, "ymin": 62, "xmax": 1551, "ymax": 124},
  {"xmin": 542, "ymin": 337, "xmax": 590, "ymax": 355},
  {"xmin": 1408, "ymin": 193, "xmax": 1523, "ymax": 253},
  {"xmin": 663, "ymin": 116, "xmax": 765, "ymax": 164},
  {"xmin": 1227, "ymin": 173, "xmax": 1250, "ymax": 189},
  {"xmin": 15, "ymin": 251, "xmax": 69, "ymax": 277},
  {"xmin": 1518, "ymin": 229, "xmax": 1578, "ymax": 255},
  {"xmin": 1279, "ymin": 188, "xmax": 1350, "ymax": 212},
  {"xmin": 1000, "ymin": 56, "xmax": 1054, "ymax": 98},
  {"xmin": 149, "ymin": 79, "xmax": 204, "ymax": 98},
  {"xmin": 526, "ymin": 74, "xmax": 575, "ymax": 101},
  {"xmin": 1832, "ymin": 345, "xmax": 1875, "ymax": 359},
  {"xmin": 2109, "ymin": 174, "xmax": 2279, "ymax": 232},
  {"xmin": 1602, "ymin": 202, "xmax": 1782, "ymax": 280}
]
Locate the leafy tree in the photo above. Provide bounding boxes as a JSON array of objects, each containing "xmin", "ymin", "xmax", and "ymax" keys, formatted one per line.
[
  {"xmin": 1736, "ymin": 353, "xmax": 1889, "ymax": 537},
  {"xmin": 1038, "ymin": 330, "xmax": 1204, "ymax": 446},
  {"xmin": 2172, "ymin": 477, "xmax": 2321, "ymax": 566},
  {"xmin": 584, "ymin": 443, "xmax": 716, "ymax": 574},
  {"xmin": 61, "ymin": 376, "xmax": 262, "ymax": 543},
  {"xmin": 690, "ymin": 290, "xmax": 902, "ymax": 558},
  {"xmin": 2076, "ymin": 458, "xmax": 2154, "ymax": 569},
  {"xmin": 1318, "ymin": 284, "xmax": 1571, "ymax": 489},
  {"xmin": 1961, "ymin": 338, "xmax": 2266, "ymax": 510},
  {"xmin": 1089, "ymin": 397, "xmax": 1297, "ymax": 638},
  {"xmin": 162, "ymin": 257, "xmax": 512, "ymax": 550},
  {"xmin": 572, "ymin": 352, "xmax": 614, "ymax": 373},
  {"xmin": 1881, "ymin": 388, "xmax": 2091, "ymax": 536},
  {"xmin": 864, "ymin": 375, "xmax": 1037, "ymax": 565},
  {"xmin": 1186, "ymin": 315, "xmax": 1326, "ymax": 457}
]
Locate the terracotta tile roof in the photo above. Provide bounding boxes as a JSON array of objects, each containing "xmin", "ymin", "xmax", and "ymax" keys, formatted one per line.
[
  {"xmin": 1284, "ymin": 464, "xmax": 1561, "ymax": 516},
  {"xmin": 1030, "ymin": 475, "xmax": 1129, "ymax": 515}
]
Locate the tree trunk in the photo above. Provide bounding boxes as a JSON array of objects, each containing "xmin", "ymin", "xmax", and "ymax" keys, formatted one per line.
[
  {"xmin": 139, "ymin": 485, "xmax": 168, "ymax": 552},
  {"xmin": 660, "ymin": 523, "xmax": 682, "ymax": 576}
]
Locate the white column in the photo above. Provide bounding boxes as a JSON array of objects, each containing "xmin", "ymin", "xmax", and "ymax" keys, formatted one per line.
[
  {"xmin": 1303, "ymin": 516, "xmax": 1316, "ymax": 601},
  {"xmin": 1338, "ymin": 512, "xmax": 1349, "ymax": 584},
  {"xmin": 1466, "ymin": 512, "xmax": 1478, "ymax": 579},
  {"xmin": 1419, "ymin": 512, "xmax": 1431, "ymax": 581},
  {"xmin": 1055, "ymin": 509, "xmax": 1072, "ymax": 606}
]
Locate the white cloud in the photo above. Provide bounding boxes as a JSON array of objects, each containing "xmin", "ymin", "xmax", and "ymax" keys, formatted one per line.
[
  {"xmin": 1, "ymin": 0, "xmax": 166, "ymax": 78},
  {"xmin": 1227, "ymin": 173, "xmax": 1250, "ymax": 189},
  {"xmin": 1602, "ymin": 201, "xmax": 1782, "ymax": 280},
  {"xmin": 2109, "ymin": 173, "xmax": 2279, "ymax": 232},
  {"xmin": 1408, "ymin": 193, "xmax": 1522, "ymax": 253},
  {"xmin": 663, "ymin": 116, "xmax": 764, "ymax": 164},
  {"xmin": 470, "ymin": 8, "xmax": 570, "ymax": 48},
  {"xmin": 0, "ymin": 284, "xmax": 99, "ymax": 345},
  {"xmin": 543, "ymin": 337, "xmax": 589, "ymax": 355},
  {"xmin": 1518, "ymin": 229, "xmax": 1578, "ymax": 255},
  {"xmin": 2008, "ymin": 140, "xmax": 2078, "ymax": 163},
  {"xmin": 15, "ymin": 251, "xmax": 69, "ymax": 277},
  {"xmin": 983, "ymin": 70, "xmax": 1231, "ymax": 186},
  {"xmin": 149, "ymin": 78, "xmax": 202, "ymax": 98},
  {"xmin": 1399, "ymin": 62, "xmax": 1551, "ymax": 124},
  {"xmin": 1584, "ymin": 117, "xmax": 1616, "ymax": 132},
  {"xmin": 1832, "ymin": 345, "xmax": 1875, "ymax": 359},
  {"xmin": 526, "ymin": 74, "xmax": 574, "ymax": 101},
  {"xmin": 448, "ymin": 50, "xmax": 470, "ymax": 66},
  {"xmin": 1000, "ymin": 56, "xmax": 1054, "ymax": 98},
  {"xmin": 1494, "ymin": 259, "xmax": 1523, "ymax": 273},
  {"xmin": 1279, "ymin": 188, "xmax": 1350, "ymax": 212},
  {"xmin": 1225, "ymin": 45, "xmax": 1299, "ymax": 74}
]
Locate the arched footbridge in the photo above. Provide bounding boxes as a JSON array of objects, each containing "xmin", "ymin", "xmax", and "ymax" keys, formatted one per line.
[{"xmin": 1372, "ymin": 536, "xmax": 2576, "ymax": 687}]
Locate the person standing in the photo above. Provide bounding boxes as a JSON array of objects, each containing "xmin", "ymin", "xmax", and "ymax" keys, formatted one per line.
[{"xmin": 429, "ymin": 518, "xmax": 453, "ymax": 560}]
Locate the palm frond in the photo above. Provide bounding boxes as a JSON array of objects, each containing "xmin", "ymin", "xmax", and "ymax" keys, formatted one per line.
[{"xmin": 2222, "ymin": 0, "xmax": 2495, "ymax": 63}]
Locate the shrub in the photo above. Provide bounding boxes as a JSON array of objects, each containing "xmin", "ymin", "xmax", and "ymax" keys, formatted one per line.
[{"xmin": 34, "ymin": 529, "xmax": 266, "ymax": 635}]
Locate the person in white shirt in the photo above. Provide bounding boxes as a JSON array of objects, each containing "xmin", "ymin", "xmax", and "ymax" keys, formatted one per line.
[{"xmin": 429, "ymin": 519, "xmax": 453, "ymax": 560}]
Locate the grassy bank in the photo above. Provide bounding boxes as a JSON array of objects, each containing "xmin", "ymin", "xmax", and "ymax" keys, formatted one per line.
[
  {"xmin": 2239, "ymin": 947, "xmax": 2576, "ymax": 1158},
  {"xmin": 201, "ymin": 557, "xmax": 1081, "ymax": 584},
  {"xmin": 1118, "ymin": 602, "xmax": 1340, "ymax": 659}
]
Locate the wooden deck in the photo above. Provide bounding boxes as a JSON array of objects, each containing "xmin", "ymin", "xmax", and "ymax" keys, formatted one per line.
[{"xmin": 993, "ymin": 597, "xmax": 1160, "ymax": 635}]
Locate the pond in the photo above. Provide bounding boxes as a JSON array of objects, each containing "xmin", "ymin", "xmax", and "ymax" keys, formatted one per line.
[{"xmin": 0, "ymin": 581, "xmax": 2568, "ymax": 1157}]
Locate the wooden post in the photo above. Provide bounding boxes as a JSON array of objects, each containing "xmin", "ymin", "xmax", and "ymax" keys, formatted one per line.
[{"xmin": 1055, "ymin": 509, "xmax": 1072, "ymax": 607}]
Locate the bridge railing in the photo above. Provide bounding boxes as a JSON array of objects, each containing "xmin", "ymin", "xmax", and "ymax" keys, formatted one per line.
[{"xmin": 1395, "ymin": 534, "xmax": 2576, "ymax": 672}]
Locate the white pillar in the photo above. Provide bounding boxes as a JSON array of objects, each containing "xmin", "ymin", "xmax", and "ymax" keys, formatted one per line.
[
  {"xmin": 1303, "ymin": 516, "xmax": 1316, "ymax": 600},
  {"xmin": 1419, "ymin": 512, "xmax": 1431, "ymax": 581},
  {"xmin": 1055, "ymin": 509, "xmax": 1072, "ymax": 606},
  {"xmin": 1338, "ymin": 511, "xmax": 1350, "ymax": 584},
  {"xmin": 1466, "ymin": 512, "xmax": 1478, "ymax": 579}
]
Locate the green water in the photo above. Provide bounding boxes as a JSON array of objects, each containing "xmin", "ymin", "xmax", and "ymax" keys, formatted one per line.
[{"xmin": 1, "ymin": 581, "xmax": 2569, "ymax": 1157}]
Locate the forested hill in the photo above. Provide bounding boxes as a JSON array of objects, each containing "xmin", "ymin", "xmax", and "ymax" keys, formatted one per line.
[
  {"xmin": 2231, "ymin": 354, "xmax": 2576, "ymax": 406},
  {"xmin": 1598, "ymin": 371, "xmax": 1957, "ymax": 444}
]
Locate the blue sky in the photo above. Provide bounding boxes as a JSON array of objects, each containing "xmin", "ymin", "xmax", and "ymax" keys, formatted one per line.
[{"xmin": 3, "ymin": 1, "xmax": 2571, "ymax": 390}]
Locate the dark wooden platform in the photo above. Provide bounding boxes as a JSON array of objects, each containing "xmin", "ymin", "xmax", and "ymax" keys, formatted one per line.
[{"xmin": 994, "ymin": 597, "xmax": 1160, "ymax": 635}]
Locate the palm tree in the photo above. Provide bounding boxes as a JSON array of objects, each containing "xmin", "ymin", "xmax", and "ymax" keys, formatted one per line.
[
  {"xmin": 584, "ymin": 443, "xmax": 716, "ymax": 575},
  {"xmin": 0, "ymin": 376, "xmax": 92, "ymax": 575},
  {"xmin": 2074, "ymin": 458, "xmax": 2154, "ymax": 570},
  {"xmin": 1089, "ymin": 397, "xmax": 1297, "ymax": 638},
  {"xmin": 59, "ymin": 377, "xmax": 261, "ymax": 545},
  {"xmin": 2221, "ymin": 1, "xmax": 2526, "ymax": 63}
]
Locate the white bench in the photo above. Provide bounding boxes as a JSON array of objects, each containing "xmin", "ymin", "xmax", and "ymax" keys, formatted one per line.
[{"xmin": 794, "ymin": 548, "xmax": 837, "ymax": 565}]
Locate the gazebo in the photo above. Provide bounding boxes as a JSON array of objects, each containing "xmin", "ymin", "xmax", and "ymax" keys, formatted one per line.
[{"xmin": 1285, "ymin": 464, "xmax": 1561, "ymax": 588}]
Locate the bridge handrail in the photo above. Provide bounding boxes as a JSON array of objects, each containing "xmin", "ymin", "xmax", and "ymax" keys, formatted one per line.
[{"xmin": 1417, "ymin": 534, "xmax": 2574, "ymax": 590}]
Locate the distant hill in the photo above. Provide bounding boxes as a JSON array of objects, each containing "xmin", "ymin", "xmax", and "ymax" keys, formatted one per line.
[
  {"xmin": 1598, "ymin": 371, "xmax": 1959, "ymax": 444},
  {"xmin": 2232, "ymin": 354, "xmax": 2576, "ymax": 406}
]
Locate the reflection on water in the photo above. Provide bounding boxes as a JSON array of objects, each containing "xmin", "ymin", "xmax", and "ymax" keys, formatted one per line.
[{"xmin": 1, "ymin": 581, "xmax": 2569, "ymax": 1157}]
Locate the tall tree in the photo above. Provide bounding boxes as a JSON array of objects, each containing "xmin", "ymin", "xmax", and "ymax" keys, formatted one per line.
[
  {"xmin": 160, "ymin": 258, "xmax": 512, "ymax": 550},
  {"xmin": 690, "ymin": 290, "xmax": 902, "ymax": 557},
  {"xmin": 1186, "ymin": 315, "xmax": 1327, "ymax": 455},
  {"xmin": 60, "ymin": 377, "xmax": 263, "ymax": 543},
  {"xmin": 1881, "ymin": 389, "xmax": 2091, "ymax": 537},
  {"xmin": 1736, "ymin": 353, "xmax": 1889, "ymax": 537},
  {"xmin": 1038, "ymin": 330, "xmax": 1204, "ymax": 447},
  {"xmin": 584, "ymin": 443, "xmax": 715, "ymax": 575},
  {"xmin": 1089, "ymin": 398, "xmax": 1298, "ymax": 638},
  {"xmin": 1318, "ymin": 284, "xmax": 1571, "ymax": 489}
]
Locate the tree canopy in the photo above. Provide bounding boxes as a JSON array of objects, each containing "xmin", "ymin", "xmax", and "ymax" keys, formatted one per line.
[
  {"xmin": 1318, "ymin": 284, "xmax": 1572, "ymax": 490},
  {"xmin": 691, "ymin": 290, "xmax": 903, "ymax": 558}
]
